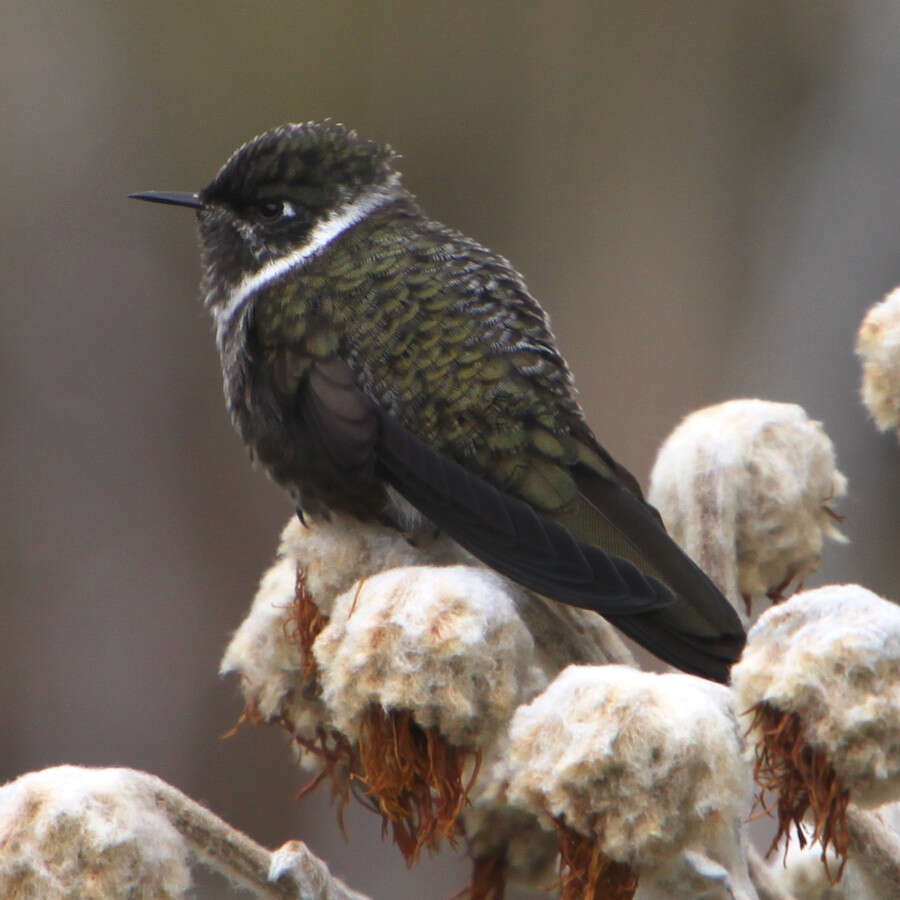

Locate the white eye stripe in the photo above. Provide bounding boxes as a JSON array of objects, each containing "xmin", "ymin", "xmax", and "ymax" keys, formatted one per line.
[
  {"xmin": 281, "ymin": 200, "xmax": 296, "ymax": 219},
  {"xmin": 213, "ymin": 184, "xmax": 396, "ymax": 347}
]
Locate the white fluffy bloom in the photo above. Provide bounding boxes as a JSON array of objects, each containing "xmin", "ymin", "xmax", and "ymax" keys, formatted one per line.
[
  {"xmin": 857, "ymin": 286, "xmax": 900, "ymax": 437},
  {"xmin": 221, "ymin": 514, "xmax": 637, "ymax": 888},
  {"xmin": 314, "ymin": 565, "xmax": 543, "ymax": 745},
  {"xmin": 733, "ymin": 584, "xmax": 900, "ymax": 807},
  {"xmin": 649, "ymin": 399, "xmax": 846, "ymax": 620},
  {"xmin": 505, "ymin": 665, "xmax": 754, "ymax": 897},
  {"xmin": 0, "ymin": 766, "xmax": 192, "ymax": 899},
  {"xmin": 0, "ymin": 766, "xmax": 370, "ymax": 900}
]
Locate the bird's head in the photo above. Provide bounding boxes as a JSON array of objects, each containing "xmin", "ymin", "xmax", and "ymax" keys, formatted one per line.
[{"xmin": 132, "ymin": 122, "xmax": 405, "ymax": 314}]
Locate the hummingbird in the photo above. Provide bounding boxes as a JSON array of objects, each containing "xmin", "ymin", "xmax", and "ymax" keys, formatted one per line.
[{"xmin": 131, "ymin": 122, "xmax": 745, "ymax": 682}]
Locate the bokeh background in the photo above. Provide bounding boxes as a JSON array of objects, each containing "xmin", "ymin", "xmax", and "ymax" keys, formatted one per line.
[{"xmin": 4, "ymin": 2, "xmax": 900, "ymax": 897}]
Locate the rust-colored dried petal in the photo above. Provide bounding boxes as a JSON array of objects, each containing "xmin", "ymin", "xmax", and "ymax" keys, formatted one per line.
[
  {"xmin": 285, "ymin": 566, "xmax": 329, "ymax": 678},
  {"xmin": 356, "ymin": 706, "xmax": 481, "ymax": 865},
  {"xmin": 748, "ymin": 701, "xmax": 850, "ymax": 882},
  {"xmin": 555, "ymin": 821, "xmax": 638, "ymax": 900}
]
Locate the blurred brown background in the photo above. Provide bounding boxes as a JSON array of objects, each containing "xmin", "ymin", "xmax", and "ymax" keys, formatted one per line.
[{"xmin": 3, "ymin": 2, "xmax": 900, "ymax": 897}]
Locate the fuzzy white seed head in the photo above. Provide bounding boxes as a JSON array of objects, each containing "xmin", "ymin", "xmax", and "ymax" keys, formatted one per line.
[
  {"xmin": 220, "ymin": 514, "xmax": 641, "ymax": 887},
  {"xmin": 505, "ymin": 665, "xmax": 752, "ymax": 878},
  {"xmin": 219, "ymin": 515, "xmax": 464, "ymax": 765},
  {"xmin": 314, "ymin": 565, "xmax": 542, "ymax": 745},
  {"xmin": 218, "ymin": 531, "xmax": 328, "ymax": 766},
  {"xmin": 856, "ymin": 286, "xmax": 900, "ymax": 437},
  {"xmin": 221, "ymin": 516, "xmax": 632, "ymax": 740},
  {"xmin": 649, "ymin": 399, "xmax": 847, "ymax": 618},
  {"xmin": 0, "ymin": 767, "xmax": 192, "ymax": 899},
  {"xmin": 733, "ymin": 584, "xmax": 900, "ymax": 807},
  {"xmin": 274, "ymin": 512, "xmax": 456, "ymax": 617},
  {"xmin": 219, "ymin": 528, "xmax": 306, "ymax": 712}
]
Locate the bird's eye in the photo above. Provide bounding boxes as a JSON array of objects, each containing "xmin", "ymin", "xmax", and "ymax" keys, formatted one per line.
[{"xmin": 257, "ymin": 199, "xmax": 296, "ymax": 221}]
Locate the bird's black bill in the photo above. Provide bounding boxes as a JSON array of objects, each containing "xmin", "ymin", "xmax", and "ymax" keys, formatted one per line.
[{"xmin": 129, "ymin": 191, "xmax": 203, "ymax": 209}]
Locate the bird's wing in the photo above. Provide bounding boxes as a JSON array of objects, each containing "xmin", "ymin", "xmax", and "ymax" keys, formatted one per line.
[
  {"xmin": 301, "ymin": 358, "xmax": 745, "ymax": 682},
  {"xmin": 552, "ymin": 461, "xmax": 746, "ymax": 681}
]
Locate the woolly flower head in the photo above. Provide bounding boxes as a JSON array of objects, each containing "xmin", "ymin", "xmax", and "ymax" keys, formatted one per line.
[
  {"xmin": 733, "ymin": 584, "xmax": 900, "ymax": 807},
  {"xmin": 857, "ymin": 286, "xmax": 900, "ymax": 437},
  {"xmin": 649, "ymin": 399, "xmax": 846, "ymax": 615},
  {"xmin": 505, "ymin": 665, "xmax": 750, "ymax": 870},
  {"xmin": 314, "ymin": 564, "xmax": 541, "ymax": 745},
  {"xmin": 0, "ymin": 766, "xmax": 191, "ymax": 899},
  {"xmin": 219, "ymin": 514, "xmax": 463, "ymax": 763}
]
